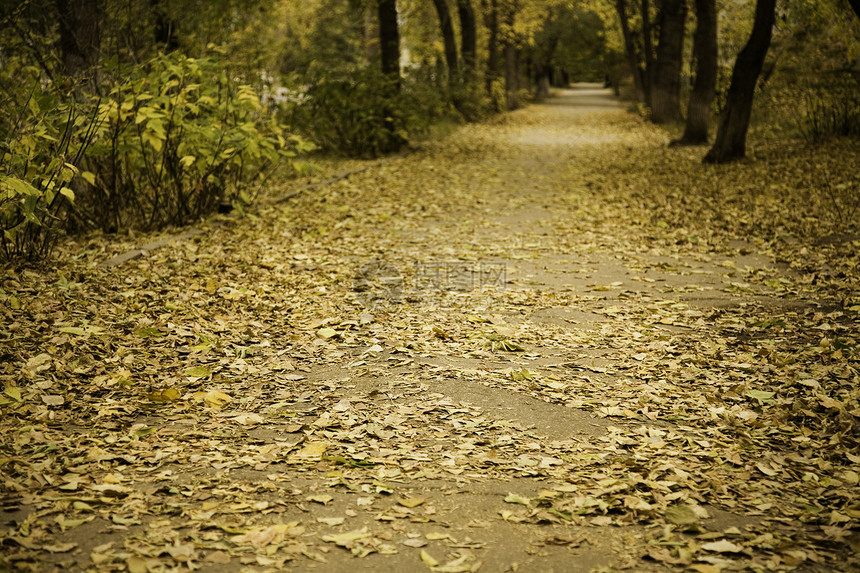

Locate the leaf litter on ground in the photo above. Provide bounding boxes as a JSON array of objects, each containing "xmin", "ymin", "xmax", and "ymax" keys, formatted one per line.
[{"xmin": 1, "ymin": 94, "xmax": 858, "ymax": 572}]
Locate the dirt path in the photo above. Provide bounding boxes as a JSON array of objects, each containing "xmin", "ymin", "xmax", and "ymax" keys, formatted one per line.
[{"xmin": 3, "ymin": 86, "xmax": 858, "ymax": 573}]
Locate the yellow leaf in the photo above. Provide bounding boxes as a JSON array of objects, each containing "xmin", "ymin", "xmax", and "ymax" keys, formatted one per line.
[
  {"xmin": 397, "ymin": 497, "xmax": 426, "ymax": 508},
  {"xmin": 317, "ymin": 327, "xmax": 339, "ymax": 339},
  {"xmin": 147, "ymin": 388, "xmax": 182, "ymax": 403},
  {"xmin": 420, "ymin": 549, "xmax": 439, "ymax": 567},
  {"xmin": 192, "ymin": 390, "xmax": 231, "ymax": 408},
  {"xmin": 233, "ymin": 412, "xmax": 265, "ymax": 425},
  {"xmin": 425, "ymin": 532, "xmax": 449, "ymax": 540},
  {"xmin": 701, "ymin": 540, "xmax": 744, "ymax": 553},
  {"xmin": 43, "ymin": 542, "xmax": 77, "ymax": 553},
  {"xmin": 294, "ymin": 442, "xmax": 327, "ymax": 459},
  {"xmin": 322, "ymin": 528, "xmax": 370, "ymax": 546}
]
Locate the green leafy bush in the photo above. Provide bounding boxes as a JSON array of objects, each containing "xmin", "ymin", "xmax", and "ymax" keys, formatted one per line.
[
  {"xmin": 0, "ymin": 90, "xmax": 95, "ymax": 262},
  {"xmin": 80, "ymin": 53, "xmax": 310, "ymax": 231},
  {"xmin": 293, "ymin": 67, "xmax": 450, "ymax": 158}
]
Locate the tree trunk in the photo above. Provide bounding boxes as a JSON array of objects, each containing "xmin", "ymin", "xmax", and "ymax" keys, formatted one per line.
[
  {"xmin": 364, "ymin": 4, "xmax": 380, "ymax": 62},
  {"xmin": 150, "ymin": 0, "xmax": 179, "ymax": 52},
  {"xmin": 484, "ymin": 0, "xmax": 501, "ymax": 99},
  {"xmin": 615, "ymin": 0, "xmax": 646, "ymax": 102},
  {"xmin": 704, "ymin": 0, "xmax": 776, "ymax": 164},
  {"xmin": 431, "ymin": 0, "xmax": 459, "ymax": 88},
  {"xmin": 650, "ymin": 0, "xmax": 687, "ymax": 123},
  {"xmin": 457, "ymin": 0, "xmax": 477, "ymax": 75},
  {"xmin": 535, "ymin": 20, "xmax": 558, "ymax": 101},
  {"xmin": 536, "ymin": 66, "xmax": 551, "ymax": 99},
  {"xmin": 378, "ymin": 0, "xmax": 400, "ymax": 84},
  {"xmin": 641, "ymin": 0, "xmax": 655, "ymax": 106},
  {"xmin": 55, "ymin": 0, "xmax": 102, "ymax": 77},
  {"xmin": 672, "ymin": 0, "xmax": 716, "ymax": 145},
  {"xmin": 504, "ymin": 43, "xmax": 519, "ymax": 110}
]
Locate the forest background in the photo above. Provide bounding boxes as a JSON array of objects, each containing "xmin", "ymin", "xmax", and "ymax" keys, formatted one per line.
[{"xmin": 0, "ymin": 0, "xmax": 858, "ymax": 263}]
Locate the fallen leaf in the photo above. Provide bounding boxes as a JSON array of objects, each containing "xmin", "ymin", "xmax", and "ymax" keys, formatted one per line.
[
  {"xmin": 420, "ymin": 549, "xmax": 440, "ymax": 567},
  {"xmin": 398, "ymin": 497, "xmax": 426, "ymax": 508},
  {"xmin": 701, "ymin": 540, "xmax": 745, "ymax": 553},
  {"xmin": 504, "ymin": 493, "xmax": 531, "ymax": 506}
]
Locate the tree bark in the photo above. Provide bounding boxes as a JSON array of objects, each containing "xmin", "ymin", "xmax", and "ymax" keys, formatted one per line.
[
  {"xmin": 704, "ymin": 0, "xmax": 776, "ymax": 163},
  {"xmin": 456, "ymin": 0, "xmax": 477, "ymax": 75},
  {"xmin": 484, "ymin": 0, "xmax": 501, "ymax": 99},
  {"xmin": 150, "ymin": 0, "xmax": 179, "ymax": 52},
  {"xmin": 650, "ymin": 0, "xmax": 687, "ymax": 123},
  {"xmin": 55, "ymin": 0, "xmax": 102, "ymax": 76},
  {"xmin": 378, "ymin": 0, "xmax": 401, "ymax": 84},
  {"xmin": 641, "ymin": 0, "xmax": 655, "ymax": 106},
  {"xmin": 672, "ymin": 0, "xmax": 716, "ymax": 145},
  {"xmin": 504, "ymin": 42, "xmax": 519, "ymax": 110},
  {"xmin": 431, "ymin": 0, "xmax": 459, "ymax": 88},
  {"xmin": 615, "ymin": 0, "xmax": 646, "ymax": 102}
]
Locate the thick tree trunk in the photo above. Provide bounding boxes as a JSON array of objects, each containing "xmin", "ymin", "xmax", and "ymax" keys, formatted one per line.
[
  {"xmin": 673, "ymin": 0, "xmax": 717, "ymax": 145},
  {"xmin": 704, "ymin": 0, "xmax": 776, "ymax": 164},
  {"xmin": 457, "ymin": 0, "xmax": 477, "ymax": 75},
  {"xmin": 378, "ymin": 0, "xmax": 401, "ymax": 84},
  {"xmin": 55, "ymin": 0, "xmax": 102, "ymax": 76},
  {"xmin": 431, "ymin": 0, "xmax": 459, "ymax": 88},
  {"xmin": 615, "ymin": 0, "xmax": 646, "ymax": 102},
  {"xmin": 650, "ymin": 0, "xmax": 687, "ymax": 123}
]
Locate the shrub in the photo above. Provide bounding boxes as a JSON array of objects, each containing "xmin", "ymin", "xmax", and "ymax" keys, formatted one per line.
[
  {"xmin": 801, "ymin": 85, "xmax": 860, "ymax": 143},
  {"xmin": 0, "ymin": 88, "xmax": 95, "ymax": 262},
  {"xmin": 80, "ymin": 53, "xmax": 311, "ymax": 231},
  {"xmin": 292, "ymin": 66, "xmax": 454, "ymax": 158}
]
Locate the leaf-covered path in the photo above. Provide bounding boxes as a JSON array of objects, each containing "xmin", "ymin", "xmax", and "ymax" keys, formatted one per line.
[{"xmin": 2, "ymin": 86, "xmax": 859, "ymax": 572}]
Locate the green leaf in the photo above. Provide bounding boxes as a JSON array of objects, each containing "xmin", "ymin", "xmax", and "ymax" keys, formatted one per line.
[
  {"xmin": 0, "ymin": 175, "xmax": 41, "ymax": 197},
  {"xmin": 134, "ymin": 326, "xmax": 164, "ymax": 338},
  {"xmin": 185, "ymin": 366, "xmax": 211, "ymax": 378},
  {"xmin": 504, "ymin": 493, "xmax": 531, "ymax": 506},
  {"xmin": 746, "ymin": 389, "xmax": 775, "ymax": 404}
]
